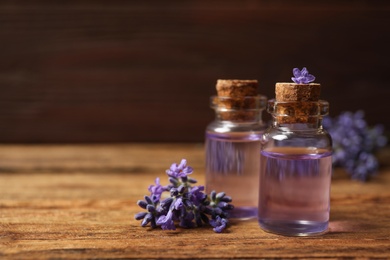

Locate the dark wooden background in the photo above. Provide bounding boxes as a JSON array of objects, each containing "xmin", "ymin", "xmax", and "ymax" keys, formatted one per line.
[{"xmin": 1, "ymin": 0, "xmax": 389, "ymax": 143}]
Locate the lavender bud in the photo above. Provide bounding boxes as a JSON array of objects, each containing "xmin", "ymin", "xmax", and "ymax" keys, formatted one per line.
[
  {"xmin": 184, "ymin": 199, "xmax": 193, "ymax": 209},
  {"xmin": 216, "ymin": 192, "xmax": 225, "ymax": 200},
  {"xmin": 214, "ymin": 207, "xmax": 223, "ymax": 215},
  {"xmin": 187, "ymin": 177, "xmax": 197, "ymax": 184},
  {"xmin": 220, "ymin": 196, "xmax": 232, "ymax": 203},
  {"xmin": 210, "ymin": 191, "xmax": 216, "ymax": 201},
  {"xmin": 147, "ymin": 204, "xmax": 156, "ymax": 213},
  {"xmin": 160, "ymin": 197, "xmax": 173, "ymax": 208},
  {"xmin": 151, "ymin": 194, "xmax": 159, "ymax": 203},
  {"xmin": 137, "ymin": 200, "xmax": 147, "ymax": 209},
  {"xmin": 178, "ymin": 184, "xmax": 185, "ymax": 194},
  {"xmin": 169, "ymin": 177, "xmax": 179, "ymax": 186},
  {"xmin": 141, "ymin": 213, "xmax": 153, "ymax": 226},
  {"xmin": 134, "ymin": 212, "xmax": 148, "ymax": 220},
  {"xmin": 170, "ymin": 188, "xmax": 179, "ymax": 197},
  {"xmin": 165, "ymin": 184, "xmax": 174, "ymax": 190},
  {"xmin": 144, "ymin": 195, "xmax": 153, "ymax": 205},
  {"xmin": 217, "ymin": 202, "xmax": 229, "ymax": 209},
  {"xmin": 141, "ymin": 218, "xmax": 149, "ymax": 227}
]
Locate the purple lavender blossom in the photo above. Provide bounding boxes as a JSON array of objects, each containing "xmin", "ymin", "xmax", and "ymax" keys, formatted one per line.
[
  {"xmin": 135, "ymin": 159, "xmax": 234, "ymax": 233},
  {"xmin": 323, "ymin": 110, "xmax": 387, "ymax": 181},
  {"xmin": 148, "ymin": 177, "xmax": 165, "ymax": 202},
  {"xmin": 157, "ymin": 210, "xmax": 176, "ymax": 230},
  {"xmin": 291, "ymin": 67, "xmax": 316, "ymax": 84},
  {"xmin": 188, "ymin": 185, "xmax": 207, "ymax": 206},
  {"xmin": 173, "ymin": 197, "xmax": 183, "ymax": 210},
  {"xmin": 166, "ymin": 159, "xmax": 193, "ymax": 178},
  {"xmin": 209, "ymin": 216, "xmax": 228, "ymax": 233},
  {"xmin": 136, "ymin": 196, "xmax": 159, "ymax": 228}
]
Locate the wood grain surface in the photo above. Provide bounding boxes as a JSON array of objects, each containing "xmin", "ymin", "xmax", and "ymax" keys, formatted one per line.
[
  {"xmin": 0, "ymin": 144, "xmax": 389, "ymax": 259},
  {"xmin": 1, "ymin": 1, "xmax": 390, "ymax": 143}
]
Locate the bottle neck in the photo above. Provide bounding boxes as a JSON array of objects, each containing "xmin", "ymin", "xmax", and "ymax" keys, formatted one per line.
[
  {"xmin": 268, "ymin": 99, "xmax": 329, "ymax": 129},
  {"xmin": 211, "ymin": 95, "xmax": 267, "ymax": 123},
  {"xmin": 272, "ymin": 118, "xmax": 325, "ymax": 130},
  {"xmin": 215, "ymin": 109, "xmax": 264, "ymax": 123}
]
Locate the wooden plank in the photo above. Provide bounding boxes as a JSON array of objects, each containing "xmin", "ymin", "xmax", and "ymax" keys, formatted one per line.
[
  {"xmin": 0, "ymin": 1, "xmax": 389, "ymax": 142},
  {"xmin": 0, "ymin": 144, "xmax": 389, "ymax": 258}
]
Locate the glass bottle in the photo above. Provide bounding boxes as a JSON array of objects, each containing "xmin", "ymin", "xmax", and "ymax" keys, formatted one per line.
[
  {"xmin": 205, "ymin": 95, "xmax": 267, "ymax": 219},
  {"xmin": 258, "ymin": 98, "xmax": 332, "ymax": 236}
]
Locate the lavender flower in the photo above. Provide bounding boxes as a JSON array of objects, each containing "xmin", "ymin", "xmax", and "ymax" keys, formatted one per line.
[
  {"xmin": 166, "ymin": 159, "xmax": 193, "ymax": 178},
  {"xmin": 188, "ymin": 185, "xmax": 207, "ymax": 206},
  {"xmin": 135, "ymin": 159, "xmax": 234, "ymax": 233},
  {"xmin": 148, "ymin": 177, "xmax": 165, "ymax": 202},
  {"xmin": 209, "ymin": 216, "xmax": 228, "ymax": 233},
  {"xmin": 323, "ymin": 110, "xmax": 387, "ymax": 181},
  {"xmin": 136, "ymin": 195, "xmax": 159, "ymax": 228},
  {"xmin": 156, "ymin": 210, "xmax": 176, "ymax": 230},
  {"xmin": 291, "ymin": 67, "xmax": 316, "ymax": 84}
]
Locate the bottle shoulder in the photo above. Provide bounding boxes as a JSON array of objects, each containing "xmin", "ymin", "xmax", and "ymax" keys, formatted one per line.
[
  {"xmin": 262, "ymin": 126, "xmax": 332, "ymax": 151},
  {"xmin": 206, "ymin": 120, "xmax": 267, "ymax": 133},
  {"xmin": 264, "ymin": 124, "xmax": 330, "ymax": 135}
]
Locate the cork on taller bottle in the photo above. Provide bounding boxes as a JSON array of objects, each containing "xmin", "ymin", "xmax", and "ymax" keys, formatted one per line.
[
  {"xmin": 273, "ymin": 82, "xmax": 322, "ymax": 124},
  {"xmin": 275, "ymin": 83, "xmax": 321, "ymax": 102},
  {"xmin": 213, "ymin": 79, "xmax": 260, "ymax": 121}
]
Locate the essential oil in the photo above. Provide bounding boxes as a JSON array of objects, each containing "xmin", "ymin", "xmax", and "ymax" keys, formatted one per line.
[
  {"xmin": 258, "ymin": 147, "xmax": 332, "ymax": 236},
  {"xmin": 206, "ymin": 132, "xmax": 262, "ymax": 219}
]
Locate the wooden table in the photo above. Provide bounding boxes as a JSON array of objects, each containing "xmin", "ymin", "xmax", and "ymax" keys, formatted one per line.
[{"xmin": 1, "ymin": 144, "xmax": 389, "ymax": 259}]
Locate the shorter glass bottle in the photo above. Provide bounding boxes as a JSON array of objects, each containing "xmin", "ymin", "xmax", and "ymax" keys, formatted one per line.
[
  {"xmin": 258, "ymin": 98, "xmax": 332, "ymax": 236},
  {"xmin": 206, "ymin": 95, "xmax": 267, "ymax": 219}
]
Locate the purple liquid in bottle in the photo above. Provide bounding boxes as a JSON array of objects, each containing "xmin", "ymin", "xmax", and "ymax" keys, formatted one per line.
[
  {"xmin": 206, "ymin": 132, "xmax": 262, "ymax": 219},
  {"xmin": 258, "ymin": 147, "xmax": 332, "ymax": 236}
]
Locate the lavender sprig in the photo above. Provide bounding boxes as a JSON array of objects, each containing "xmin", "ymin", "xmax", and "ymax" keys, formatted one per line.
[
  {"xmin": 323, "ymin": 110, "xmax": 387, "ymax": 181},
  {"xmin": 291, "ymin": 67, "xmax": 316, "ymax": 84},
  {"xmin": 135, "ymin": 159, "xmax": 234, "ymax": 233}
]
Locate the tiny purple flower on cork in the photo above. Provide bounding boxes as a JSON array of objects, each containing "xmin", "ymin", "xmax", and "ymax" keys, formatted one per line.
[{"xmin": 291, "ymin": 67, "xmax": 316, "ymax": 84}]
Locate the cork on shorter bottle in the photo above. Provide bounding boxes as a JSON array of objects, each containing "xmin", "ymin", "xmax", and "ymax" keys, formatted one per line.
[
  {"xmin": 273, "ymin": 82, "xmax": 322, "ymax": 124},
  {"xmin": 214, "ymin": 79, "xmax": 260, "ymax": 121},
  {"xmin": 216, "ymin": 79, "xmax": 258, "ymax": 98}
]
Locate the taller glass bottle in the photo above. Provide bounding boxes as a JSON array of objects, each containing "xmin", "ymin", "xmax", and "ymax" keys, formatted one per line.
[
  {"xmin": 258, "ymin": 82, "xmax": 332, "ymax": 236},
  {"xmin": 205, "ymin": 79, "xmax": 267, "ymax": 219}
]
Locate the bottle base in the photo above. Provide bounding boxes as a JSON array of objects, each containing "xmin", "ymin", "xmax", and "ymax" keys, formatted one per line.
[
  {"xmin": 258, "ymin": 219, "xmax": 328, "ymax": 236},
  {"xmin": 230, "ymin": 207, "xmax": 258, "ymax": 220}
]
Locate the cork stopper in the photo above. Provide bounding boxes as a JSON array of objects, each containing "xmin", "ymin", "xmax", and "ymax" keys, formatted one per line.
[
  {"xmin": 272, "ymin": 82, "xmax": 322, "ymax": 124},
  {"xmin": 275, "ymin": 83, "xmax": 321, "ymax": 102},
  {"xmin": 213, "ymin": 79, "xmax": 262, "ymax": 121},
  {"xmin": 216, "ymin": 79, "xmax": 258, "ymax": 98}
]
